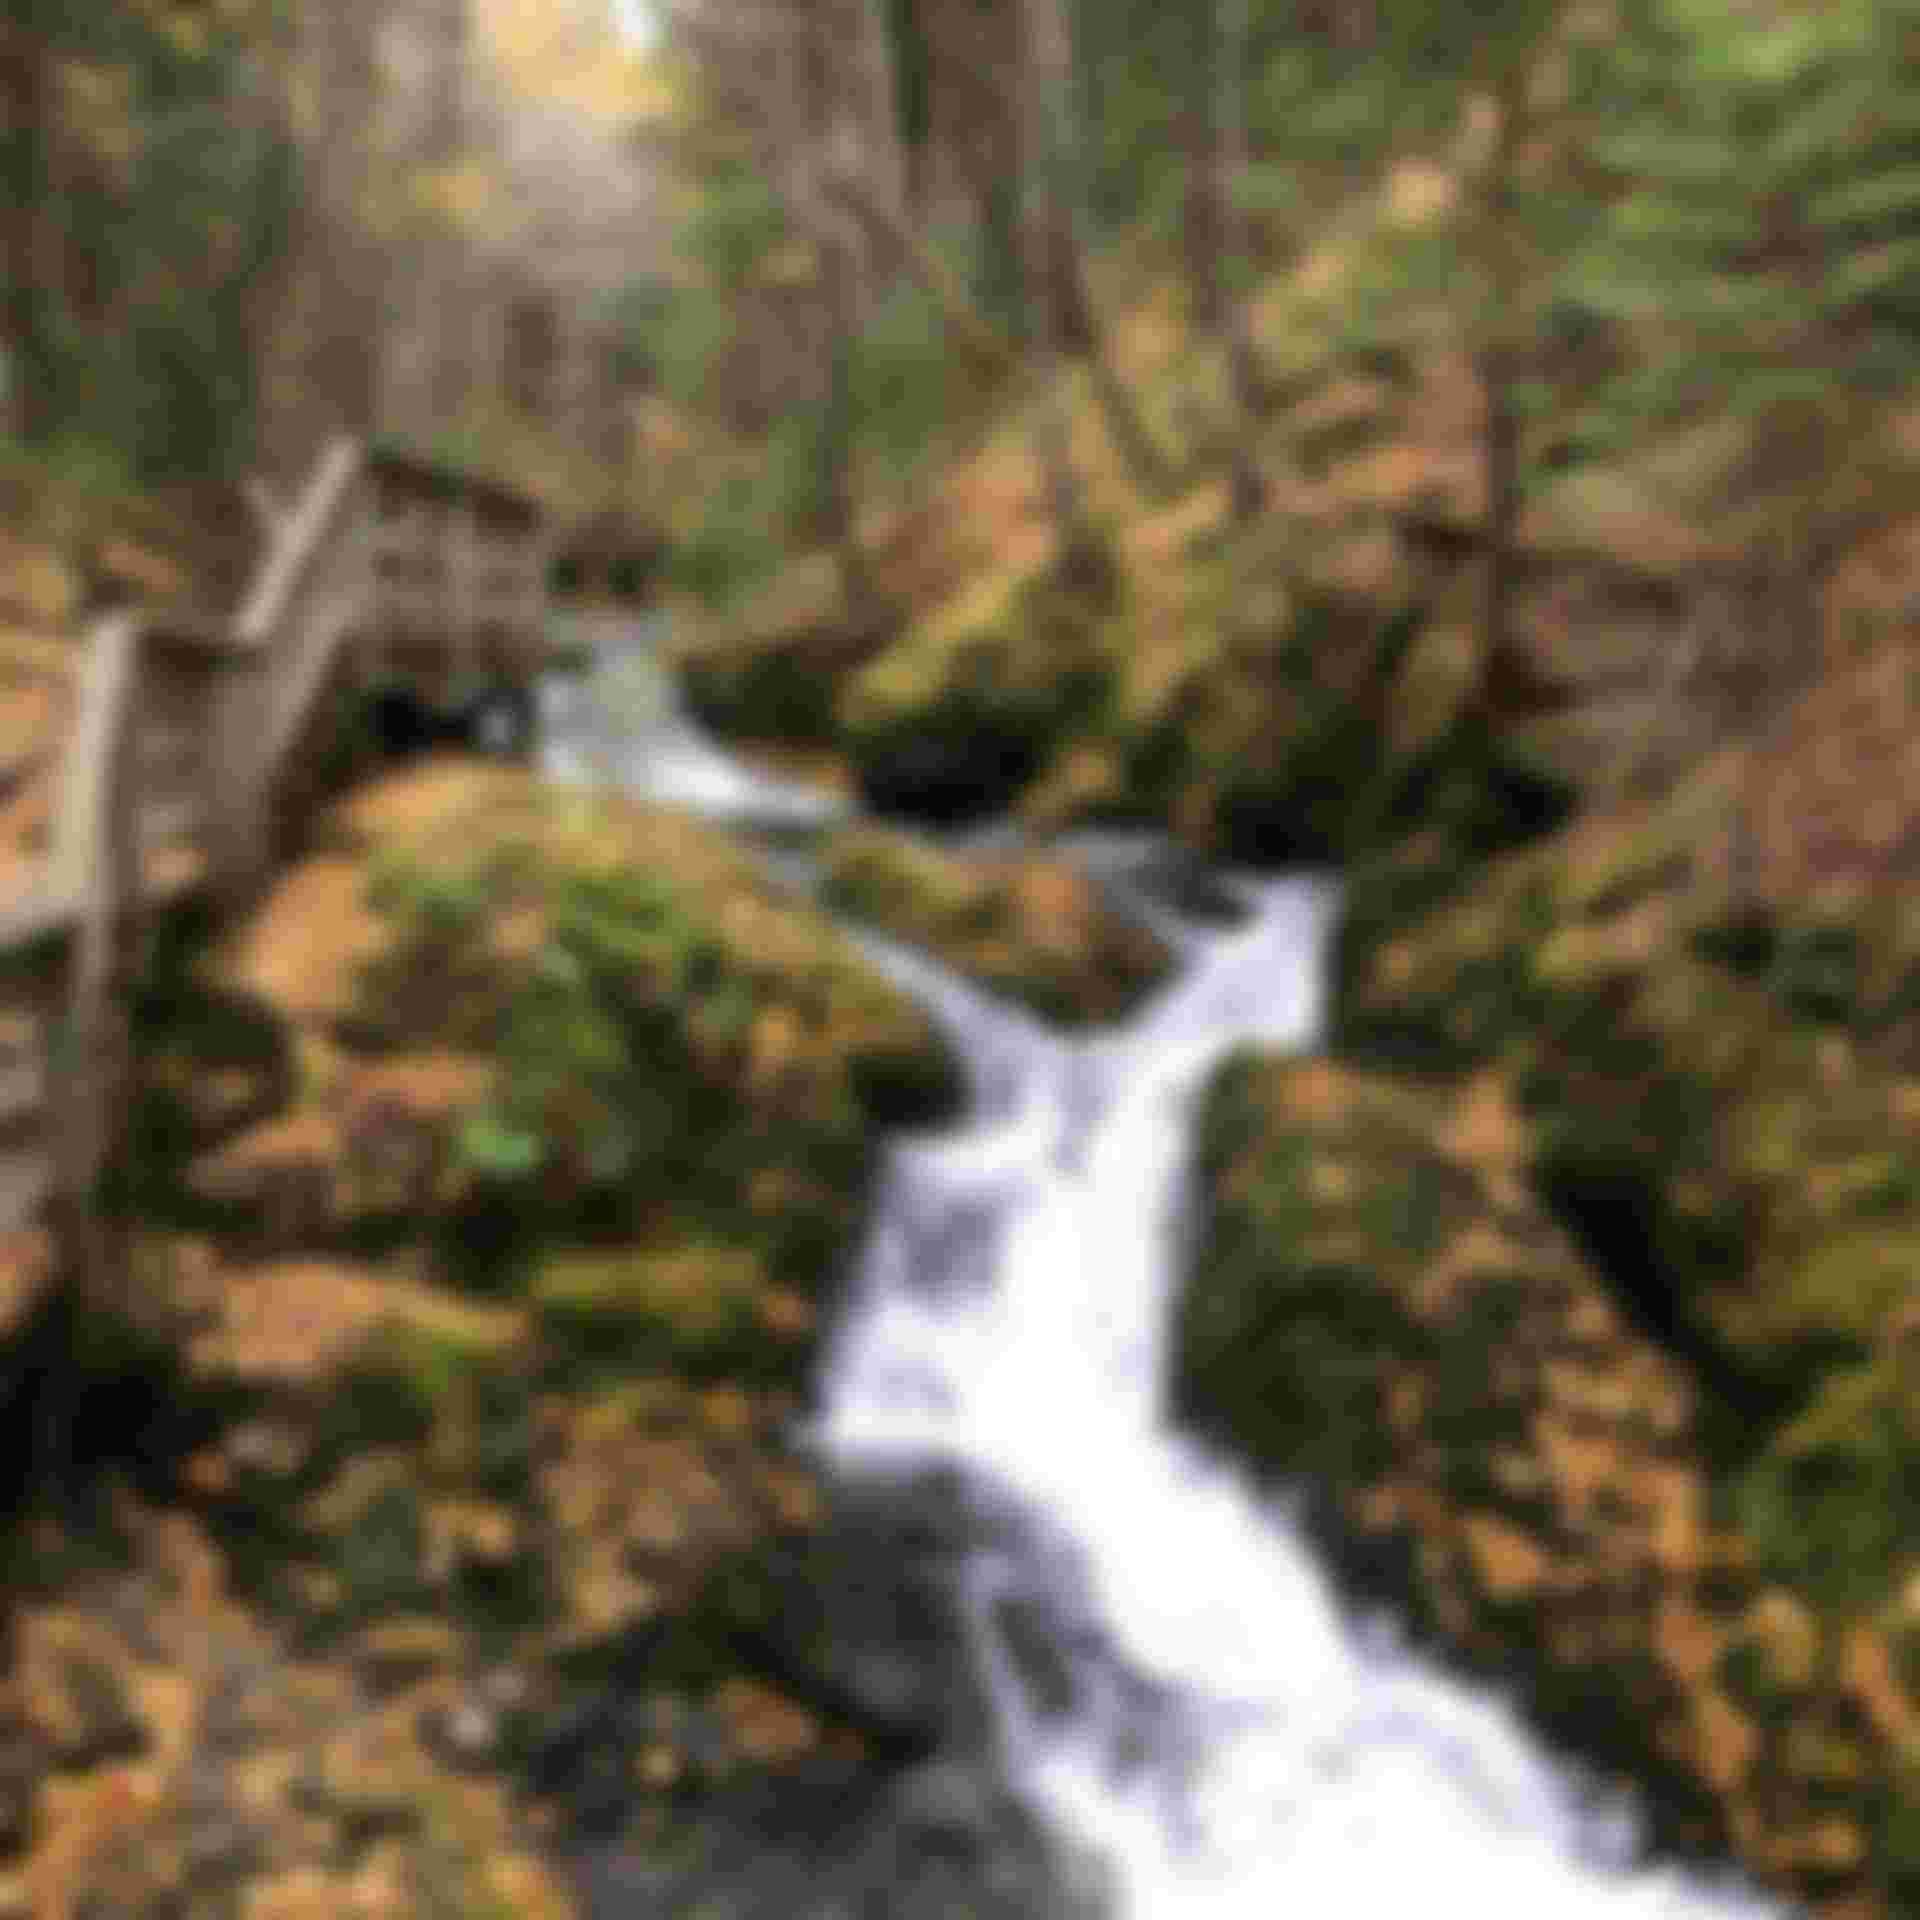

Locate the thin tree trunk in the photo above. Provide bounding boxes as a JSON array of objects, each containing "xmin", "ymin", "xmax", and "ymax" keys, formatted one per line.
[
  {"xmin": 1181, "ymin": 49, "xmax": 1223, "ymax": 340},
  {"xmin": 1015, "ymin": 0, "xmax": 1092, "ymax": 580},
  {"xmin": 819, "ymin": 161, "xmax": 1015, "ymax": 376},
  {"xmin": 821, "ymin": 229, "xmax": 880, "ymax": 630},
  {"xmin": 1219, "ymin": 0, "xmax": 1268, "ymax": 519},
  {"xmin": 0, "ymin": 7, "xmax": 50, "ymax": 443},
  {"xmin": 1083, "ymin": 315, "xmax": 1182, "ymax": 503},
  {"xmin": 1019, "ymin": 0, "xmax": 1178, "ymax": 512},
  {"xmin": 802, "ymin": 0, "xmax": 881, "ymax": 635},
  {"xmin": 1472, "ymin": 62, "xmax": 1526, "ymax": 723}
]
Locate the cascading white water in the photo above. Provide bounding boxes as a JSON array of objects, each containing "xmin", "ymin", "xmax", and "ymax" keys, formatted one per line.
[
  {"xmin": 541, "ymin": 613, "xmax": 848, "ymax": 832},
  {"xmin": 811, "ymin": 873, "xmax": 1788, "ymax": 1920},
  {"xmin": 545, "ymin": 622, "xmax": 1790, "ymax": 1920}
]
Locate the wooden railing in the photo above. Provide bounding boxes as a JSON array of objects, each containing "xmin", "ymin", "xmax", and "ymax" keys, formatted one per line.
[
  {"xmin": 0, "ymin": 434, "xmax": 383, "ymax": 1301},
  {"xmin": 209, "ymin": 433, "xmax": 373, "ymax": 889},
  {"xmin": 0, "ymin": 430, "xmax": 561, "ymax": 1299}
]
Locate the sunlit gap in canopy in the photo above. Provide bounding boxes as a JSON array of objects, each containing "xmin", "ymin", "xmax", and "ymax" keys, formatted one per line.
[{"xmin": 612, "ymin": 0, "xmax": 657, "ymax": 50}]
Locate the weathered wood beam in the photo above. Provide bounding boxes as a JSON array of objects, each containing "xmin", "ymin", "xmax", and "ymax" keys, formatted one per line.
[
  {"xmin": 233, "ymin": 433, "xmax": 367, "ymax": 652},
  {"xmin": 46, "ymin": 608, "xmax": 143, "ymax": 1318}
]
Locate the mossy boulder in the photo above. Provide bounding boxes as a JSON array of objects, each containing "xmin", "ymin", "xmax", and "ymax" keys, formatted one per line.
[
  {"xmin": 67, "ymin": 757, "xmax": 984, "ymax": 1909},
  {"xmin": 668, "ymin": 554, "xmax": 892, "ymax": 746},
  {"xmin": 1334, "ymin": 747, "xmax": 1920, "ymax": 1467},
  {"xmin": 532, "ymin": 1239, "xmax": 814, "ymax": 1386},
  {"xmin": 1182, "ymin": 1049, "xmax": 1920, "ymax": 1912},
  {"xmin": 1113, "ymin": 564, "xmax": 1421, "ymax": 864},
  {"xmin": 838, "ymin": 560, "xmax": 1121, "ymax": 826},
  {"xmin": 819, "ymin": 825, "xmax": 1173, "ymax": 1026},
  {"xmin": 1016, "ymin": 506, "xmax": 1575, "ymax": 868},
  {"xmin": 1228, "ymin": 676, "xmax": 1920, "ymax": 1913}
]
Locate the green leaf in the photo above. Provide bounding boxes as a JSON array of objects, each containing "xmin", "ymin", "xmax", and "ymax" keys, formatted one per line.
[{"xmin": 458, "ymin": 1113, "xmax": 545, "ymax": 1180}]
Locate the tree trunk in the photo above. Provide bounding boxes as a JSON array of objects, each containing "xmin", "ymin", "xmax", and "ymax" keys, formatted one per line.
[
  {"xmin": 1017, "ymin": 0, "xmax": 1179, "ymax": 508},
  {"xmin": 819, "ymin": 170, "xmax": 1014, "ymax": 375},
  {"xmin": 0, "ymin": 7, "xmax": 50, "ymax": 443},
  {"xmin": 802, "ymin": 0, "xmax": 882, "ymax": 634},
  {"xmin": 1469, "ymin": 63, "xmax": 1528, "ymax": 727},
  {"xmin": 1218, "ymin": 0, "xmax": 1268, "ymax": 520},
  {"xmin": 1014, "ymin": 0, "xmax": 1091, "ymax": 571},
  {"xmin": 1184, "ymin": 3, "xmax": 1224, "ymax": 337}
]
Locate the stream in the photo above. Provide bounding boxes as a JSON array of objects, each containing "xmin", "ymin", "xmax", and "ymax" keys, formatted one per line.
[{"xmin": 540, "ymin": 621, "xmax": 1788, "ymax": 1918}]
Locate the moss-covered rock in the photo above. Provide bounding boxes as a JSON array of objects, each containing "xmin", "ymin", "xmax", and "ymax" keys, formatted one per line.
[
  {"xmin": 1180, "ymin": 1049, "xmax": 1920, "ymax": 1911},
  {"xmin": 0, "ymin": 758, "xmax": 977, "ymax": 1915},
  {"xmin": 1176, "ymin": 655, "xmax": 1920, "ymax": 1912},
  {"xmin": 1009, "ymin": 498, "xmax": 1577, "ymax": 870},
  {"xmin": 838, "ymin": 559, "xmax": 1122, "ymax": 826},
  {"xmin": 819, "ymin": 824, "xmax": 1173, "ymax": 1025},
  {"xmin": 668, "ymin": 554, "xmax": 891, "ymax": 746}
]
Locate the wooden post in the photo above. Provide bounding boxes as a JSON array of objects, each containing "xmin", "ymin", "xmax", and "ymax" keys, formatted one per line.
[
  {"xmin": 47, "ymin": 610, "xmax": 143, "ymax": 1320},
  {"xmin": 211, "ymin": 433, "xmax": 367, "ymax": 899}
]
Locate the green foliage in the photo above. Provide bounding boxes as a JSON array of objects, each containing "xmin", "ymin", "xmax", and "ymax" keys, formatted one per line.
[
  {"xmin": 680, "ymin": 167, "xmax": 793, "ymax": 293},
  {"xmin": 365, "ymin": 848, "xmax": 525, "ymax": 949},
  {"xmin": 3, "ymin": 2, "xmax": 296, "ymax": 486},
  {"xmin": 604, "ymin": 274, "xmax": 678, "ymax": 389},
  {"xmin": 848, "ymin": 275, "xmax": 967, "ymax": 485},
  {"xmin": 1736, "ymin": 1363, "xmax": 1920, "ymax": 1617},
  {"xmin": 1564, "ymin": 0, "xmax": 1920, "ymax": 519},
  {"xmin": 663, "ymin": 443, "xmax": 803, "ymax": 611}
]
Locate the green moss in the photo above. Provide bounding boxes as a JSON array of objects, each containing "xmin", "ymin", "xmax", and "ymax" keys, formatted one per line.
[
  {"xmin": 532, "ymin": 1241, "xmax": 781, "ymax": 1383},
  {"xmin": 839, "ymin": 564, "xmax": 1121, "ymax": 816},
  {"xmin": 1736, "ymin": 1364, "xmax": 1920, "ymax": 1616},
  {"xmin": 819, "ymin": 824, "xmax": 1174, "ymax": 1026},
  {"xmin": 335, "ymin": 1483, "xmax": 431, "ymax": 1623}
]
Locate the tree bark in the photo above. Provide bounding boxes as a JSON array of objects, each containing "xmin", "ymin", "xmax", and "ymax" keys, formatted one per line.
[
  {"xmin": 800, "ymin": 0, "xmax": 882, "ymax": 633},
  {"xmin": 1014, "ymin": 0, "xmax": 1089, "ymax": 567},
  {"xmin": 1218, "ymin": 0, "xmax": 1268, "ymax": 520},
  {"xmin": 817, "ymin": 170, "xmax": 1015, "ymax": 375},
  {"xmin": 1184, "ymin": 1, "xmax": 1224, "ymax": 337},
  {"xmin": 0, "ymin": 7, "xmax": 51, "ymax": 443},
  {"xmin": 1470, "ymin": 62, "xmax": 1528, "ymax": 727},
  {"xmin": 1015, "ymin": 0, "xmax": 1179, "ymax": 509}
]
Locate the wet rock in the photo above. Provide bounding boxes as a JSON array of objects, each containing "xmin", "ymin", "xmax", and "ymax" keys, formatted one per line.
[
  {"xmin": 857, "ymin": 734, "xmax": 1032, "ymax": 828},
  {"xmin": 890, "ymin": 1757, "xmax": 999, "ymax": 1851},
  {"xmin": 741, "ymin": 1471, "xmax": 1003, "ymax": 1763},
  {"xmin": 819, "ymin": 825, "xmax": 1174, "ymax": 1025},
  {"xmin": 840, "ymin": 563, "xmax": 1120, "ymax": 831},
  {"xmin": 576, "ymin": 1758, "xmax": 1112, "ymax": 1920}
]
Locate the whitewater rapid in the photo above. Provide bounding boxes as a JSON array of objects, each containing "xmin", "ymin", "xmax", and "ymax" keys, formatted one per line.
[
  {"xmin": 813, "ymin": 871, "xmax": 1784, "ymax": 1920},
  {"xmin": 544, "ymin": 632, "xmax": 1788, "ymax": 1920}
]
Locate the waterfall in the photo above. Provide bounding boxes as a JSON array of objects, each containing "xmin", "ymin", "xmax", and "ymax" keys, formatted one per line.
[
  {"xmin": 546, "ymin": 619, "xmax": 1788, "ymax": 1919},
  {"xmin": 816, "ymin": 869, "xmax": 1780, "ymax": 1917}
]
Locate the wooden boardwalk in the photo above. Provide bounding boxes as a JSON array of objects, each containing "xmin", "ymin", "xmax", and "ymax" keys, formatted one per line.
[{"xmin": 0, "ymin": 435, "xmax": 555, "ymax": 1282}]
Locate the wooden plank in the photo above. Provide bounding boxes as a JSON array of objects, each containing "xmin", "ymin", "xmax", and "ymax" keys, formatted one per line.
[
  {"xmin": 47, "ymin": 605, "xmax": 142, "ymax": 1306},
  {"xmin": 371, "ymin": 580, "xmax": 544, "ymax": 632},
  {"xmin": 0, "ymin": 1057, "xmax": 45, "ymax": 1138},
  {"xmin": 138, "ymin": 736, "xmax": 203, "ymax": 790},
  {"xmin": 138, "ymin": 790, "xmax": 204, "ymax": 849},
  {"xmin": 142, "ymin": 608, "xmax": 242, "ymax": 657},
  {"xmin": 232, "ymin": 434, "xmax": 367, "ymax": 653},
  {"xmin": 0, "ymin": 889, "xmax": 79, "ymax": 955},
  {"xmin": 45, "ymin": 611, "xmax": 142, "ymax": 920},
  {"xmin": 0, "ymin": 1148, "xmax": 52, "ymax": 1239}
]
